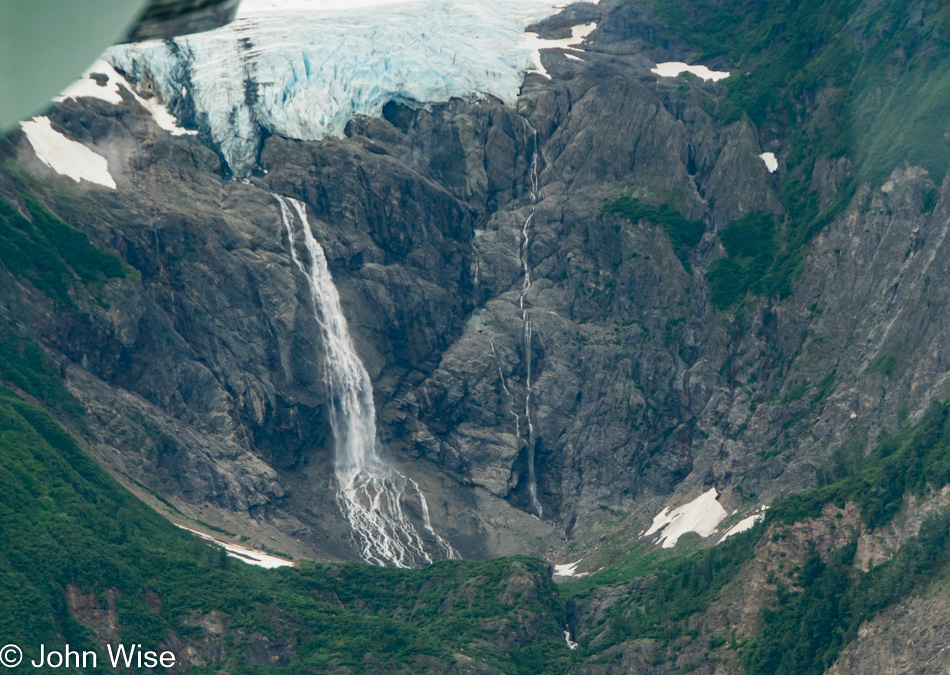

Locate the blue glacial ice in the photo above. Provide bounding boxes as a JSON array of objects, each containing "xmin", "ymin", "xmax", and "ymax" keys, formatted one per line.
[{"xmin": 108, "ymin": 0, "xmax": 599, "ymax": 175}]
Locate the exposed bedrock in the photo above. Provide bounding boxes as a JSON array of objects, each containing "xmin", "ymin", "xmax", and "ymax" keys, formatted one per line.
[{"xmin": 3, "ymin": 0, "xmax": 950, "ymax": 570}]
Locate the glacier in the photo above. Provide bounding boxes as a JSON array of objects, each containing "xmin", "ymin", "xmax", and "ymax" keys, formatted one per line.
[{"xmin": 107, "ymin": 0, "xmax": 600, "ymax": 175}]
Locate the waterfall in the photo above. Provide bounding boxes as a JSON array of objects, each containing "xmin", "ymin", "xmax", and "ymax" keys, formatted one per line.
[
  {"xmin": 276, "ymin": 194, "xmax": 456, "ymax": 567},
  {"xmin": 519, "ymin": 120, "xmax": 542, "ymax": 518},
  {"xmin": 491, "ymin": 338, "xmax": 521, "ymax": 436}
]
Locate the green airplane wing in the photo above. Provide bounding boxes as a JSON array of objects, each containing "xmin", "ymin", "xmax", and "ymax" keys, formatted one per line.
[{"xmin": 0, "ymin": 0, "xmax": 240, "ymax": 131}]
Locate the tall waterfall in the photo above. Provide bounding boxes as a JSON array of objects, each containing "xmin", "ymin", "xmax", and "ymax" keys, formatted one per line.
[
  {"xmin": 519, "ymin": 121, "xmax": 543, "ymax": 518},
  {"xmin": 276, "ymin": 195, "xmax": 456, "ymax": 567}
]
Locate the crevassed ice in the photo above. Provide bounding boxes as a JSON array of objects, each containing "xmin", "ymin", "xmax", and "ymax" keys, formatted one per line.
[
  {"xmin": 107, "ymin": 0, "xmax": 600, "ymax": 175},
  {"xmin": 238, "ymin": 0, "xmax": 430, "ymax": 14},
  {"xmin": 642, "ymin": 487, "xmax": 728, "ymax": 548},
  {"xmin": 19, "ymin": 116, "xmax": 117, "ymax": 189}
]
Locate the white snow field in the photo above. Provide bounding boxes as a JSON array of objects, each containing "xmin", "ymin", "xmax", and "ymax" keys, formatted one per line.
[
  {"xmin": 651, "ymin": 62, "xmax": 730, "ymax": 82},
  {"xmin": 19, "ymin": 116, "xmax": 116, "ymax": 189},
  {"xmin": 553, "ymin": 559, "xmax": 589, "ymax": 577},
  {"xmin": 759, "ymin": 151, "xmax": 778, "ymax": 172},
  {"xmin": 107, "ymin": 0, "xmax": 601, "ymax": 174},
  {"xmin": 55, "ymin": 63, "xmax": 125, "ymax": 105},
  {"xmin": 642, "ymin": 488, "xmax": 728, "ymax": 548},
  {"xmin": 718, "ymin": 513, "xmax": 764, "ymax": 543},
  {"xmin": 523, "ymin": 22, "xmax": 597, "ymax": 78},
  {"xmin": 57, "ymin": 59, "xmax": 196, "ymax": 137},
  {"xmin": 178, "ymin": 525, "xmax": 295, "ymax": 569}
]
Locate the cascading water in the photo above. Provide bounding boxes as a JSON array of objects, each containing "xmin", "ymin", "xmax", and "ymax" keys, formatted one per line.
[
  {"xmin": 491, "ymin": 339, "xmax": 522, "ymax": 436},
  {"xmin": 519, "ymin": 120, "xmax": 543, "ymax": 518},
  {"xmin": 276, "ymin": 194, "xmax": 456, "ymax": 567}
]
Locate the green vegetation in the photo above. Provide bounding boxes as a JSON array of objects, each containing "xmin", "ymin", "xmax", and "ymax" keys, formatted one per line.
[
  {"xmin": 745, "ymin": 511, "xmax": 950, "ymax": 675},
  {"xmin": 769, "ymin": 399, "xmax": 950, "ymax": 530},
  {"xmin": 603, "ymin": 194, "xmax": 705, "ymax": 272},
  {"xmin": 565, "ymin": 393, "xmax": 950, "ymax": 669},
  {"xmin": 2, "ymin": 320, "xmax": 950, "ymax": 673},
  {"xmin": 706, "ymin": 212, "xmax": 775, "ymax": 308},
  {"xmin": 195, "ymin": 519, "xmax": 238, "ymax": 538},
  {"xmin": 0, "ymin": 388, "xmax": 572, "ymax": 672},
  {"xmin": 814, "ymin": 370, "xmax": 838, "ymax": 404},
  {"xmin": 596, "ymin": 531, "xmax": 759, "ymax": 652},
  {"xmin": 651, "ymin": 0, "xmax": 950, "ymax": 304},
  {"xmin": 0, "ymin": 195, "xmax": 128, "ymax": 304},
  {"xmin": 863, "ymin": 352, "xmax": 897, "ymax": 378},
  {"xmin": 0, "ymin": 340, "xmax": 571, "ymax": 673},
  {"xmin": 560, "ymin": 547, "xmax": 669, "ymax": 599},
  {"xmin": 0, "ymin": 326, "xmax": 81, "ymax": 417},
  {"xmin": 655, "ymin": 0, "xmax": 950, "ymax": 183}
]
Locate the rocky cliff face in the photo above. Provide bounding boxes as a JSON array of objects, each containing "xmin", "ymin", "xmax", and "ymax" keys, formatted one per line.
[
  {"xmin": 4, "ymin": 0, "xmax": 950, "ymax": 563},
  {"xmin": 4, "ymin": 0, "xmax": 950, "ymax": 670}
]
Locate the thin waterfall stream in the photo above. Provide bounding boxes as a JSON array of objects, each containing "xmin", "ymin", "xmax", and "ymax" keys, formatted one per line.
[
  {"xmin": 519, "ymin": 119, "xmax": 543, "ymax": 518},
  {"xmin": 276, "ymin": 194, "xmax": 456, "ymax": 567}
]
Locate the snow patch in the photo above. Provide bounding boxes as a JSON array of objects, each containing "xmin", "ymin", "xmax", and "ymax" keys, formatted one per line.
[
  {"xmin": 553, "ymin": 559, "xmax": 589, "ymax": 577},
  {"xmin": 524, "ymin": 22, "xmax": 596, "ymax": 78},
  {"xmin": 57, "ymin": 60, "xmax": 196, "ymax": 137},
  {"xmin": 718, "ymin": 513, "xmax": 764, "ymax": 543},
  {"xmin": 651, "ymin": 62, "xmax": 730, "ymax": 82},
  {"xmin": 564, "ymin": 53, "xmax": 584, "ymax": 62},
  {"xmin": 19, "ymin": 117, "xmax": 116, "ymax": 189},
  {"xmin": 55, "ymin": 63, "xmax": 124, "ymax": 105},
  {"xmin": 642, "ymin": 488, "xmax": 728, "ymax": 548},
  {"xmin": 135, "ymin": 91, "xmax": 197, "ymax": 137},
  {"xmin": 178, "ymin": 525, "xmax": 294, "ymax": 569},
  {"xmin": 759, "ymin": 151, "xmax": 778, "ymax": 173}
]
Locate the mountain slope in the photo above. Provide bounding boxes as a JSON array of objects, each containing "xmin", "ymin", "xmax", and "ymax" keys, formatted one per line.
[
  {"xmin": 0, "ymin": 366, "xmax": 570, "ymax": 673},
  {"xmin": 3, "ymin": 327, "xmax": 949, "ymax": 673},
  {"xmin": 3, "ymin": 0, "xmax": 950, "ymax": 672}
]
